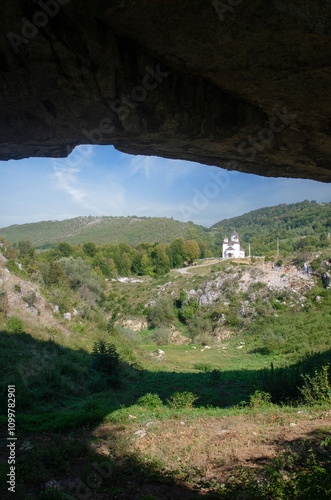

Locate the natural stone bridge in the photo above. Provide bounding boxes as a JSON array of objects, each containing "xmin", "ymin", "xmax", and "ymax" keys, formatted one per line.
[{"xmin": 1, "ymin": 0, "xmax": 331, "ymax": 181}]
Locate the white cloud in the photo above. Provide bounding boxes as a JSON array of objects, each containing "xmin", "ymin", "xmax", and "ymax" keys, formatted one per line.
[
  {"xmin": 51, "ymin": 146, "xmax": 96, "ymax": 210},
  {"xmin": 130, "ymin": 155, "xmax": 153, "ymax": 178}
]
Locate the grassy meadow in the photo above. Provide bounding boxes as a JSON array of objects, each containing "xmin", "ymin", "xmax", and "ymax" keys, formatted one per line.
[{"xmin": 0, "ymin": 238, "xmax": 331, "ymax": 498}]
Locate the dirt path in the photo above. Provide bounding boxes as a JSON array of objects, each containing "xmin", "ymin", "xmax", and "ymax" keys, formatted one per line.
[{"xmin": 174, "ymin": 258, "xmax": 223, "ymax": 274}]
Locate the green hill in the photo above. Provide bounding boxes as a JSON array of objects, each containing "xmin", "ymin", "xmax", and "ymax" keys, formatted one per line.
[
  {"xmin": 0, "ymin": 216, "xmax": 208, "ymax": 249},
  {"xmin": 210, "ymin": 200, "xmax": 331, "ymax": 256}
]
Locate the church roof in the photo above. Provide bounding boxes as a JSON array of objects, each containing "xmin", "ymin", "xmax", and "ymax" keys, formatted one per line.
[
  {"xmin": 240, "ymin": 246, "xmax": 245, "ymax": 251},
  {"xmin": 231, "ymin": 230, "xmax": 239, "ymax": 235},
  {"xmin": 226, "ymin": 246, "xmax": 235, "ymax": 251}
]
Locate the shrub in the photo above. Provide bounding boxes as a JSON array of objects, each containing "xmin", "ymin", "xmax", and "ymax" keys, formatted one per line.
[
  {"xmin": 90, "ymin": 341, "xmax": 121, "ymax": 385},
  {"xmin": 248, "ymin": 390, "xmax": 272, "ymax": 408},
  {"xmin": 137, "ymin": 393, "xmax": 163, "ymax": 409},
  {"xmin": 179, "ymin": 299, "xmax": 198, "ymax": 322},
  {"xmin": 87, "ymin": 373, "xmax": 109, "ymax": 393},
  {"xmin": 299, "ymin": 364, "xmax": 331, "ymax": 405},
  {"xmin": 6, "ymin": 259, "xmax": 20, "ymax": 273},
  {"xmin": 187, "ymin": 312, "xmax": 212, "ymax": 340},
  {"xmin": 59, "ymin": 257, "xmax": 104, "ymax": 301},
  {"xmin": 148, "ymin": 297, "xmax": 175, "ymax": 328},
  {"xmin": 150, "ymin": 327, "xmax": 172, "ymax": 345},
  {"xmin": 193, "ymin": 362, "xmax": 212, "ymax": 372},
  {"xmin": 260, "ymin": 352, "xmax": 331, "ymax": 404},
  {"xmin": 0, "ymin": 287, "xmax": 7, "ymax": 314},
  {"xmin": 261, "ymin": 331, "xmax": 285, "ymax": 353},
  {"xmin": 117, "ymin": 326, "xmax": 141, "ymax": 344},
  {"xmin": 49, "ymin": 287, "xmax": 75, "ymax": 315},
  {"xmin": 167, "ymin": 391, "xmax": 198, "ymax": 409},
  {"xmin": 22, "ymin": 292, "xmax": 37, "ymax": 307},
  {"xmin": 6, "ymin": 317, "xmax": 24, "ymax": 334},
  {"xmin": 195, "ymin": 332, "xmax": 213, "ymax": 346}
]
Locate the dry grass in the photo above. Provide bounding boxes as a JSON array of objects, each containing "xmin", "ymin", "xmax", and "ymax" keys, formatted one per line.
[{"xmin": 92, "ymin": 410, "xmax": 331, "ymax": 484}]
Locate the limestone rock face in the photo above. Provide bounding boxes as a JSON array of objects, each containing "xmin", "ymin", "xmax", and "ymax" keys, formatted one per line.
[{"xmin": 1, "ymin": 1, "xmax": 331, "ymax": 181}]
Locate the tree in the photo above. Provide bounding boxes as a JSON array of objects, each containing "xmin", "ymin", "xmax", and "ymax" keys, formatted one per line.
[
  {"xmin": 148, "ymin": 297, "xmax": 175, "ymax": 328},
  {"xmin": 184, "ymin": 240, "xmax": 200, "ymax": 264},
  {"xmin": 170, "ymin": 238, "xmax": 185, "ymax": 268},
  {"xmin": 320, "ymin": 233, "xmax": 328, "ymax": 247},
  {"xmin": 18, "ymin": 240, "xmax": 35, "ymax": 259},
  {"xmin": 83, "ymin": 241, "xmax": 97, "ymax": 257},
  {"xmin": 153, "ymin": 243, "xmax": 170, "ymax": 274},
  {"xmin": 140, "ymin": 252, "xmax": 154, "ymax": 276},
  {"xmin": 108, "ymin": 258, "xmax": 117, "ymax": 275},
  {"xmin": 56, "ymin": 242, "xmax": 73, "ymax": 257},
  {"xmin": 43, "ymin": 261, "xmax": 69, "ymax": 286},
  {"xmin": 59, "ymin": 257, "xmax": 104, "ymax": 301},
  {"xmin": 121, "ymin": 252, "xmax": 132, "ymax": 275}
]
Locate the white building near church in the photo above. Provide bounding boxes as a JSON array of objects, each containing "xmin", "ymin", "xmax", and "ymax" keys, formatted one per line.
[{"xmin": 222, "ymin": 230, "xmax": 245, "ymax": 258}]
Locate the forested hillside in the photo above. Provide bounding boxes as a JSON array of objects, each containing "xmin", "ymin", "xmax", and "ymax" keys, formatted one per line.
[
  {"xmin": 0, "ymin": 220, "xmax": 331, "ymax": 498},
  {"xmin": 0, "ymin": 216, "xmax": 208, "ymax": 249},
  {"xmin": 211, "ymin": 200, "xmax": 331, "ymax": 256},
  {"xmin": 1, "ymin": 201, "xmax": 330, "ymax": 258}
]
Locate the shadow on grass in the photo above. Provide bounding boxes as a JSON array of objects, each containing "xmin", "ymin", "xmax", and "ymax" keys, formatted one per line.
[{"xmin": 0, "ymin": 329, "xmax": 331, "ymax": 499}]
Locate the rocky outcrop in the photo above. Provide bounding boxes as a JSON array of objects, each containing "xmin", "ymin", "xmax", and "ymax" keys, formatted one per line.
[{"xmin": 1, "ymin": 1, "xmax": 331, "ymax": 181}]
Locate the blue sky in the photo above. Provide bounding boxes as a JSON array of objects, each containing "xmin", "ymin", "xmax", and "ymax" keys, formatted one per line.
[{"xmin": 0, "ymin": 145, "xmax": 330, "ymax": 229}]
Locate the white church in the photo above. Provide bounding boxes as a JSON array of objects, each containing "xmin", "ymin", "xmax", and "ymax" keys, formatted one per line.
[{"xmin": 222, "ymin": 230, "xmax": 245, "ymax": 258}]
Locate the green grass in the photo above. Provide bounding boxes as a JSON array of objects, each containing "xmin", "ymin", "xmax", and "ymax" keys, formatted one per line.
[{"xmin": 1, "ymin": 250, "xmax": 331, "ymax": 498}]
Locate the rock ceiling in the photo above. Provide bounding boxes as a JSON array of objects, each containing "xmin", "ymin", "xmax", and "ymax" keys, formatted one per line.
[{"xmin": 1, "ymin": 1, "xmax": 331, "ymax": 181}]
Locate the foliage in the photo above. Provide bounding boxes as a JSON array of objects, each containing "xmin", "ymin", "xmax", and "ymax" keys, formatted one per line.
[
  {"xmin": 83, "ymin": 241, "xmax": 97, "ymax": 257},
  {"xmin": 261, "ymin": 330, "xmax": 286, "ymax": 354},
  {"xmin": 0, "ymin": 215, "xmax": 209, "ymax": 248},
  {"xmin": 211, "ymin": 200, "xmax": 331, "ymax": 256},
  {"xmin": 5, "ymin": 258, "xmax": 20, "ymax": 273},
  {"xmin": 170, "ymin": 238, "xmax": 186, "ymax": 268},
  {"xmin": 183, "ymin": 239, "xmax": 200, "ymax": 263},
  {"xmin": 187, "ymin": 312, "xmax": 212, "ymax": 340},
  {"xmin": 17, "ymin": 240, "xmax": 35, "ymax": 259},
  {"xmin": 167, "ymin": 391, "xmax": 198, "ymax": 409},
  {"xmin": 193, "ymin": 362, "xmax": 212, "ymax": 371},
  {"xmin": 0, "ymin": 287, "xmax": 7, "ymax": 314},
  {"xmin": 248, "ymin": 390, "xmax": 272, "ymax": 408},
  {"xmin": 59, "ymin": 257, "xmax": 104, "ymax": 301},
  {"xmin": 137, "ymin": 393, "xmax": 163, "ymax": 409},
  {"xmin": 22, "ymin": 292, "xmax": 37, "ymax": 307},
  {"xmin": 148, "ymin": 297, "xmax": 175, "ymax": 328},
  {"xmin": 90, "ymin": 340, "xmax": 121, "ymax": 385},
  {"xmin": 260, "ymin": 351, "xmax": 331, "ymax": 404},
  {"xmin": 107, "ymin": 306, "xmax": 120, "ymax": 333},
  {"xmin": 299, "ymin": 364, "xmax": 331, "ymax": 405},
  {"xmin": 6, "ymin": 316, "xmax": 24, "ymax": 334},
  {"xmin": 40, "ymin": 261, "xmax": 69, "ymax": 287},
  {"xmin": 150, "ymin": 327, "xmax": 172, "ymax": 346},
  {"xmin": 179, "ymin": 298, "xmax": 199, "ymax": 322}
]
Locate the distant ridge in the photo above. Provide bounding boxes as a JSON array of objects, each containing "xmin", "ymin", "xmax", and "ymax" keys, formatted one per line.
[
  {"xmin": 210, "ymin": 201, "xmax": 331, "ymax": 247},
  {"xmin": 0, "ymin": 216, "xmax": 207, "ymax": 248}
]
